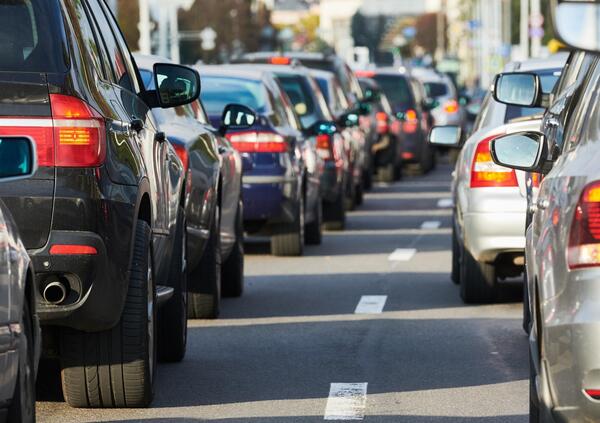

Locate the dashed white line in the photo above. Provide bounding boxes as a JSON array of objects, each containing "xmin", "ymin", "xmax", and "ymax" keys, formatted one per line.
[
  {"xmin": 421, "ymin": 220, "xmax": 441, "ymax": 230},
  {"xmin": 388, "ymin": 248, "xmax": 416, "ymax": 262},
  {"xmin": 437, "ymin": 198, "xmax": 453, "ymax": 208},
  {"xmin": 324, "ymin": 383, "xmax": 368, "ymax": 420},
  {"xmin": 354, "ymin": 296, "xmax": 387, "ymax": 314}
]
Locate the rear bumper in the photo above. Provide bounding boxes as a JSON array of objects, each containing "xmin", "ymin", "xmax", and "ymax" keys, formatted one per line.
[
  {"xmin": 401, "ymin": 132, "xmax": 425, "ymax": 163},
  {"xmin": 242, "ymin": 174, "xmax": 300, "ymax": 227},
  {"xmin": 463, "ymin": 211, "xmax": 525, "ymax": 262},
  {"xmin": 320, "ymin": 163, "xmax": 343, "ymax": 203}
]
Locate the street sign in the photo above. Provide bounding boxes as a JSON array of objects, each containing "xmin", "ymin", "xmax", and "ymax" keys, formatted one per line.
[{"xmin": 200, "ymin": 27, "xmax": 217, "ymax": 51}]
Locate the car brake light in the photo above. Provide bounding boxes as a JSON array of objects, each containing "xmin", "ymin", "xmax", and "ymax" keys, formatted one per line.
[
  {"xmin": 171, "ymin": 143, "xmax": 189, "ymax": 171},
  {"xmin": 375, "ymin": 112, "xmax": 389, "ymax": 134},
  {"xmin": 269, "ymin": 57, "xmax": 291, "ymax": 65},
  {"xmin": 316, "ymin": 134, "xmax": 334, "ymax": 161},
  {"xmin": 444, "ymin": 100, "xmax": 459, "ymax": 114},
  {"xmin": 356, "ymin": 70, "xmax": 376, "ymax": 78},
  {"xmin": 50, "ymin": 244, "xmax": 98, "ymax": 255},
  {"xmin": 568, "ymin": 181, "xmax": 600, "ymax": 269},
  {"xmin": 531, "ymin": 172, "xmax": 541, "ymax": 188},
  {"xmin": 0, "ymin": 121, "xmax": 54, "ymax": 167},
  {"xmin": 470, "ymin": 136, "xmax": 517, "ymax": 188},
  {"xmin": 402, "ymin": 152, "xmax": 414, "ymax": 160},
  {"xmin": 226, "ymin": 131, "xmax": 288, "ymax": 153},
  {"xmin": 585, "ymin": 389, "xmax": 600, "ymax": 400},
  {"xmin": 51, "ymin": 94, "xmax": 106, "ymax": 167},
  {"xmin": 402, "ymin": 109, "xmax": 418, "ymax": 134}
]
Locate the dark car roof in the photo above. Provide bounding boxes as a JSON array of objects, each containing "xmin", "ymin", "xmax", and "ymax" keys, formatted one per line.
[
  {"xmin": 196, "ymin": 65, "xmax": 271, "ymax": 82},
  {"xmin": 240, "ymin": 51, "xmax": 332, "ymax": 61}
]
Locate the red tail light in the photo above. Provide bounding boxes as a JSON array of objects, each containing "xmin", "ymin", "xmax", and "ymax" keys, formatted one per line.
[
  {"xmin": 172, "ymin": 143, "xmax": 189, "ymax": 171},
  {"xmin": 356, "ymin": 70, "xmax": 376, "ymax": 78},
  {"xmin": 585, "ymin": 389, "xmax": 600, "ymax": 400},
  {"xmin": 531, "ymin": 173, "xmax": 541, "ymax": 188},
  {"xmin": 470, "ymin": 136, "xmax": 518, "ymax": 188},
  {"xmin": 375, "ymin": 112, "xmax": 389, "ymax": 134},
  {"xmin": 51, "ymin": 94, "xmax": 106, "ymax": 167},
  {"xmin": 0, "ymin": 121, "xmax": 54, "ymax": 167},
  {"xmin": 226, "ymin": 131, "xmax": 288, "ymax": 153},
  {"xmin": 568, "ymin": 181, "xmax": 600, "ymax": 269},
  {"xmin": 444, "ymin": 100, "xmax": 459, "ymax": 114},
  {"xmin": 402, "ymin": 152, "xmax": 414, "ymax": 160},
  {"xmin": 402, "ymin": 109, "xmax": 418, "ymax": 134},
  {"xmin": 316, "ymin": 134, "xmax": 334, "ymax": 161},
  {"xmin": 269, "ymin": 57, "xmax": 291, "ymax": 65}
]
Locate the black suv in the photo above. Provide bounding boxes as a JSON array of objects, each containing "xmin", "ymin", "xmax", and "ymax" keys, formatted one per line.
[{"xmin": 0, "ymin": 0, "xmax": 200, "ymax": 408}]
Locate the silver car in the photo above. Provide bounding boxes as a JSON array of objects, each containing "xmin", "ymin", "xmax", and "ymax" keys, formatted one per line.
[
  {"xmin": 429, "ymin": 56, "xmax": 566, "ymax": 303},
  {"xmin": 0, "ymin": 138, "xmax": 40, "ymax": 422},
  {"xmin": 412, "ymin": 68, "xmax": 465, "ymax": 127}
]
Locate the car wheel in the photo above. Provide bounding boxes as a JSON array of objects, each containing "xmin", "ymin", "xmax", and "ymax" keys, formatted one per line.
[
  {"xmin": 222, "ymin": 200, "xmax": 245, "ymax": 297},
  {"xmin": 451, "ymin": 219, "xmax": 460, "ymax": 285},
  {"xmin": 379, "ymin": 164, "xmax": 394, "ymax": 183},
  {"xmin": 529, "ymin": 353, "xmax": 541, "ymax": 422},
  {"xmin": 459, "ymin": 242, "xmax": 496, "ymax": 304},
  {"xmin": 355, "ymin": 182, "xmax": 364, "ymax": 206},
  {"xmin": 271, "ymin": 195, "xmax": 304, "ymax": 256},
  {"xmin": 61, "ymin": 220, "xmax": 156, "ymax": 408},
  {"xmin": 157, "ymin": 206, "xmax": 187, "ymax": 362},
  {"xmin": 363, "ymin": 168, "xmax": 373, "ymax": 190},
  {"xmin": 188, "ymin": 206, "xmax": 221, "ymax": 319},
  {"xmin": 345, "ymin": 178, "xmax": 356, "ymax": 211},
  {"xmin": 523, "ymin": 269, "xmax": 532, "ymax": 335},
  {"xmin": 394, "ymin": 161, "xmax": 403, "ymax": 181},
  {"xmin": 8, "ymin": 301, "xmax": 35, "ymax": 422},
  {"xmin": 305, "ymin": 197, "xmax": 323, "ymax": 245},
  {"xmin": 323, "ymin": 190, "xmax": 346, "ymax": 231}
]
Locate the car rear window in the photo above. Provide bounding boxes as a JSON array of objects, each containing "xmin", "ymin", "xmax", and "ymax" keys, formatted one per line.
[
  {"xmin": 0, "ymin": 0, "xmax": 68, "ymax": 73},
  {"xmin": 201, "ymin": 76, "xmax": 267, "ymax": 115},
  {"xmin": 372, "ymin": 75, "xmax": 414, "ymax": 111},
  {"xmin": 424, "ymin": 82, "xmax": 449, "ymax": 98},
  {"xmin": 505, "ymin": 69, "xmax": 562, "ymax": 122},
  {"xmin": 276, "ymin": 74, "xmax": 322, "ymax": 129}
]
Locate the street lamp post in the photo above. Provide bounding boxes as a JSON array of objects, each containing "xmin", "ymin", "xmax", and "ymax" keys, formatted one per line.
[{"xmin": 138, "ymin": 0, "xmax": 151, "ymax": 55}]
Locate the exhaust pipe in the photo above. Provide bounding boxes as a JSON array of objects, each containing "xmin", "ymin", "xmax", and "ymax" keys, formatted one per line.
[{"xmin": 43, "ymin": 280, "xmax": 67, "ymax": 305}]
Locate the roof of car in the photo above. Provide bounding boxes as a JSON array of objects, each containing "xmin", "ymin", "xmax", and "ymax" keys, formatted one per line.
[
  {"xmin": 505, "ymin": 53, "xmax": 569, "ymax": 72},
  {"xmin": 308, "ymin": 69, "xmax": 336, "ymax": 80},
  {"xmin": 236, "ymin": 64, "xmax": 311, "ymax": 78},
  {"xmin": 242, "ymin": 51, "xmax": 331, "ymax": 61},
  {"xmin": 196, "ymin": 65, "xmax": 269, "ymax": 81}
]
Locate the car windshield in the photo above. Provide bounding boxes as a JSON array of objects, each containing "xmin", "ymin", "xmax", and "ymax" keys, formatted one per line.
[
  {"xmin": 201, "ymin": 76, "xmax": 267, "ymax": 115},
  {"xmin": 372, "ymin": 75, "xmax": 414, "ymax": 111},
  {"xmin": 505, "ymin": 68, "xmax": 562, "ymax": 122},
  {"xmin": 0, "ymin": 0, "xmax": 68, "ymax": 73}
]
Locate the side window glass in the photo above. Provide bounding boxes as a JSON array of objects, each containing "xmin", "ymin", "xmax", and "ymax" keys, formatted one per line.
[
  {"xmin": 86, "ymin": 0, "xmax": 132, "ymax": 91},
  {"xmin": 473, "ymin": 93, "xmax": 491, "ymax": 132},
  {"xmin": 268, "ymin": 86, "xmax": 290, "ymax": 128},
  {"xmin": 72, "ymin": 1, "xmax": 105, "ymax": 80},
  {"xmin": 565, "ymin": 63, "xmax": 600, "ymax": 151},
  {"xmin": 97, "ymin": 0, "xmax": 141, "ymax": 93}
]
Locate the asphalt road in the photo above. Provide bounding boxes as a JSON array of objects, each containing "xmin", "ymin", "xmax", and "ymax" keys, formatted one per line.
[{"xmin": 37, "ymin": 162, "xmax": 529, "ymax": 422}]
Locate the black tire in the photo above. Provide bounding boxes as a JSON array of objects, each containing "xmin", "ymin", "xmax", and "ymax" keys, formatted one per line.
[
  {"xmin": 379, "ymin": 164, "xmax": 394, "ymax": 183},
  {"xmin": 271, "ymin": 196, "xmax": 304, "ymax": 256},
  {"xmin": 394, "ymin": 161, "xmax": 403, "ymax": 181},
  {"xmin": 529, "ymin": 353, "xmax": 541, "ymax": 423},
  {"xmin": 363, "ymin": 168, "xmax": 373, "ymax": 190},
  {"xmin": 222, "ymin": 200, "xmax": 244, "ymax": 297},
  {"xmin": 157, "ymin": 207, "xmax": 187, "ymax": 362},
  {"xmin": 323, "ymin": 189, "xmax": 346, "ymax": 231},
  {"xmin": 451, "ymin": 218, "xmax": 460, "ymax": 285},
  {"xmin": 188, "ymin": 207, "xmax": 221, "ymax": 319},
  {"xmin": 459, "ymin": 243, "xmax": 496, "ymax": 304},
  {"xmin": 523, "ymin": 270, "xmax": 532, "ymax": 335},
  {"xmin": 8, "ymin": 301, "xmax": 35, "ymax": 422},
  {"xmin": 305, "ymin": 197, "xmax": 323, "ymax": 245},
  {"xmin": 61, "ymin": 220, "xmax": 156, "ymax": 408},
  {"xmin": 345, "ymin": 178, "xmax": 356, "ymax": 211}
]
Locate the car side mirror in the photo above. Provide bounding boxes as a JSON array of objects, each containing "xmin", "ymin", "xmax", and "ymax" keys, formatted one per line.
[
  {"xmin": 554, "ymin": 1, "xmax": 600, "ymax": 52},
  {"xmin": 308, "ymin": 120, "xmax": 338, "ymax": 136},
  {"xmin": 154, "ymin": 63, "xmax": 201, "ymax": 108},
  {"xmin": 428, "ymin": 126, "xmax": 462, "ymax": 148},
  {"xmin": 490, "ymin": 132, "xmax": 547, "ymax": 173},
  {"xmin": 220, "ymin": 103, "xmax": 257, "ymax": 136},
  {"xmin": 493, "ymin": 72, "xmax": 542, "ymax": 107},
  {"xmin": 357, "ymin": 102, "xmax": 372, "ymax": 116},
  {"xmin": 0, "ymin": 138, "xmax": 37, "ymax": 182},
  {"xmin": 362, "ymin": 90, "xmax": 381, "ymax": 104}
]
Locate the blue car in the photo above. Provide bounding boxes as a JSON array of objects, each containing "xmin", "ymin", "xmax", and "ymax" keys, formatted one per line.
[{"xmin": 199, "ymin": 66, "xmax": 314, "ymax": 256}]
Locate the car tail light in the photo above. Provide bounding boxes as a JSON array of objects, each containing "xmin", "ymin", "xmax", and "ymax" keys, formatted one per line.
[
  {"xmin": 376, "ymin": 112, "xmax": 389, "ymax": 134},
  {"xmin": 470, "ymin": 136, "xmax": 518, "ymax": 188},
  {"xmin": 568, "ymin": 181, "xmax": 600, "ymax": 269},
  {"xmin": 402, "ymin": 109, "xmax": 418, "ymax": 134},
  {"xmin": 0, "ymin": 122, "xmax": 54, "ymax": 167},
  {"xmin": 402, "ymin": 152, "xmax": 414, "ymax": 160},
  {"xmin": 269, "ymin": 57, "xmax": 291, "ymax": 65},
  {"xmin": 531, "ymin": 172, "xmax": 541, "ymax": 188},
  {"xmin": 171, "ymin": 143, "xmax": 189, "ymax": 171},
  {"xmin": 51, "ymin": 94, "xmax": 106, "ymax": 167},
  {"xmin": 355, "ymin": 70, "xmax": 376, "ymax": 78},
  {"xmin": 585, "ymin": 389, "xmax": 600, "ymax": 400},
  {"xmin": 316, "ymin": 134, "xmax": 335, "ymax": 161},
  {"xmin": 50, "ymin": 244, "xmax": 98, "ymax": 255},
  {"xmin": 226, "ymin": 131, "xmax": 288, "ymax": 153},
  {"xmin": 444, "ymin": 100, "xmax": 459, "ymax": 114}
]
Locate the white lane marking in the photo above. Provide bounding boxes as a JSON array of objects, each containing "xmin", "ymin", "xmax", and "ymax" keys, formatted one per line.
[
  {"xmin": 437, "ymin": 198, "xmax": 453, "ymax": 208},
  {"xmin": 421, "ymin": 220, "xmax": 441, "ymax": 230},
  {"xmin": 324, "ymin": 383, "xmax": 368, "ymax": 420},
  {"xmin": 354, "ymin": 296, "xmax": 387, "ymax": 314},
  {"xmin": 388, "ymin": 248, "xmax": 416, "ymax": 262}
]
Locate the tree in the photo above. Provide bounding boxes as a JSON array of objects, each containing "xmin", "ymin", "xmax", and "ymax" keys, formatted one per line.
[{"xmin": 116, "ymin": 0, "xmax": 140, "ymax": 50}]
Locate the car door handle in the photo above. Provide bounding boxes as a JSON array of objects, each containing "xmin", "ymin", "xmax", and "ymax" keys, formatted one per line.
[
  {"xmin": 155, "ymin": 131, "xmax": 167, "ymax": 143},
  {"xmin": 537, "ymin": 199, "xmax": 550, "ymax": 210},
  {"xmin": 545, "ymin": 118, "xmax": 559, "ymax": 128}
]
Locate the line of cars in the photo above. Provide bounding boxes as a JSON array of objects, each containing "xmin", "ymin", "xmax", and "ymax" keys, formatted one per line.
[
  {"xmin": 0, "ymin": 0, "xmax": 458, "ymax": 418},
  {"xmin": 428, "ymin": 1, "xmax": 600, "ymax": 420}
]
